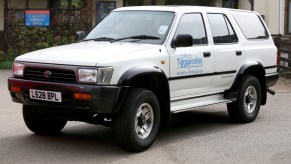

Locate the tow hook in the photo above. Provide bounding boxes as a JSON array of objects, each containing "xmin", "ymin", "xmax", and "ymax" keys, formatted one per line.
[{"xmin": 267, "ymin": 88, "xmax": 276, "ymax": 95}]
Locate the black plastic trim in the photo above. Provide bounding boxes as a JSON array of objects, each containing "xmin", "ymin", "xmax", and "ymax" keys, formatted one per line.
[
  {"xmin": 168, "ymin": 70, "xmax": 236, "ymax": 80},
  {"xmin": 265, "ymin": 73, "xmax": 279, "ymax": 88},
  {"xmin": 265, "ymin": 65, "xmax": 277, "ymax": 69},
  {"xmin": 229, "ymin": 62, "xmax": 265, "ymax": 90},
  {"xmin": 171, "ymin": 92, "xmax": 224, "ymax": 102},
  {"xmin": 8, "ymin": 78, "xmax": 128, "ymax": 114},
  {"xmin": 117, "ymin": 66, "xmax": 168, "ymax": 85}
]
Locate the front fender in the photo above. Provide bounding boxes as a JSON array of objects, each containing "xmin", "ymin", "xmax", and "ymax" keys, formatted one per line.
[{"xmin": 117, "ymin": 66, "xmax": 168, "ymax": 86}]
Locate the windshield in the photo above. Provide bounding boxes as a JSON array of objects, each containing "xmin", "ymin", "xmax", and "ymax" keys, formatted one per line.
[{"xmin": 85, "ymin": 11, "xmax": 175, "ymax": 45}]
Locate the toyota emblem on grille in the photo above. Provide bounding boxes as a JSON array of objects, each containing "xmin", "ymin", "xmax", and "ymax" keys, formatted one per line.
[{"xmin": 44, "ymin": 71, "xmax": 52, "ymax": 78}]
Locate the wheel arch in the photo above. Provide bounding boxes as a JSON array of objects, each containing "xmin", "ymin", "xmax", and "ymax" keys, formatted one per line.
[
  {"xmin": 230, "ymin": 61, "xmax": 267, "ymax": 105},
  {"xmin": 118, "ymin": 66, "xmax": 171, "ymax": 126}
]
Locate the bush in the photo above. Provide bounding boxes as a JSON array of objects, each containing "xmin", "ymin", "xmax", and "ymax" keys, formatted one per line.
[
  {"xmin": 0, "ymin": 49, "xmax": 19, "ymax": 69},
  {"xmin": 1, "ymin": 1, "xmax": 94, "ymax": 69},
  {"xmin": 0, "ymin": 60, "xmax": 13, "ymax": 70},
  {"xmin": 10, "ymin": 27, "xmax": 76, "ymax": 55},
  {"xmin": 0, "ymin": 27, "xmax": 77, "ymax": 69}
]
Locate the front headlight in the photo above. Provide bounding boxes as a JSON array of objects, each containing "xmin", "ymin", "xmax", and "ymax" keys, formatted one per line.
[
  {"xmin": 13, "ymin": 63, "xmax": 25, "ymax": 77},
  {"xmin": 77, "ymin": 67, "xmax": 113, "ymax": 84}
]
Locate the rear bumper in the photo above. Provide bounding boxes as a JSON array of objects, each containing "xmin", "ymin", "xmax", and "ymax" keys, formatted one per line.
[
  {"xmin": 8, "ymin": 78, "xmax": 128, "ymax": 114},
  {"xmin": 265, "ymin": 73, "xmax": 279, "ymax": 88}
]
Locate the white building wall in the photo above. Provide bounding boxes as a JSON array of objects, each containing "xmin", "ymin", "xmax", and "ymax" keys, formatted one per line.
[
  {"xmin": 214, "ymin": 0, "xmax": 222, "ymax": 7},
  {"xmin": 0, "ymin": 0, "xmax": 4, "ymax": 31},
  {"xmin": 254, "ymin": 0, "xmax": 280, "ymax": 35},
  {"xmin": 116, "ymin": 0, "xmax": 123, "ymax": 8},
  {"xmin": 238, "ymin": 0, "xmax": 251, "ymax": 10},
  {"xmin": 267, "ymin": 0, "xmax": 280, "ymax": 35}
]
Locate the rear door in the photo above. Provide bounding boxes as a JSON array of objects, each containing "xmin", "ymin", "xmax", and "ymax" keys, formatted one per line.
[{"xmin": 207, "ymin": 13, "xmax": 245, "ymax": 91}]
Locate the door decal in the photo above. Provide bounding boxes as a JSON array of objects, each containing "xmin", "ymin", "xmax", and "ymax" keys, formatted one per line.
[{"xmin": 176, "ymin": 54, "xmax": 203, "ymax": 76}]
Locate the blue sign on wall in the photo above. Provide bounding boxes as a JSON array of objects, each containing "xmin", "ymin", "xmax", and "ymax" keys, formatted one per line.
[{"xmin": 25, "ymin": 10, "xmax": 50, "ymax": 27}]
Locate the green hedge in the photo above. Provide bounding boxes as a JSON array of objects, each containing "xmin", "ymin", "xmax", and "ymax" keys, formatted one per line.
[{"xmin": 1, "ymin": 27, "xmax": 76, "ymax": 70}]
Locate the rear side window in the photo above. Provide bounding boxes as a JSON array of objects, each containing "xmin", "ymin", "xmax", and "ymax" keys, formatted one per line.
[
  {"xmin": 230, "ymin": 11, "xmax": 269, "ymax": 39},
  {"xmin": 207, "ymin": 14, "xmax": 238, "ymax": 44}
]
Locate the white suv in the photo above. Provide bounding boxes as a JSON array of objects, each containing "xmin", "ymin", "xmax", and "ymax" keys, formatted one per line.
[{"xmin": 8, "ymin": 6, "xmax": 279, "ymax": 152}]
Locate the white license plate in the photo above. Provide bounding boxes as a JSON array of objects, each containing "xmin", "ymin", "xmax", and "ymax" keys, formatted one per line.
[{"xmin": 29, "ymin": 89, "xmax": 62, "ymax": 102}]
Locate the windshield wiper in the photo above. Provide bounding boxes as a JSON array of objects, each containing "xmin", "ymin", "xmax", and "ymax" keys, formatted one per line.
[
  {"xmin": 80, "ymin": 37, "xmax": 115, "ymax": 42},
  {"xmin": 110, "ymin": 35, "xmax": 161, "ymax": 43}
]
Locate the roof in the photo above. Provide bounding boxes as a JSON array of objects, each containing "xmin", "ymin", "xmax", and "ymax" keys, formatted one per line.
[{"xmin": 113, "ymin": 6, "xmax": 253, "ymax": 14}]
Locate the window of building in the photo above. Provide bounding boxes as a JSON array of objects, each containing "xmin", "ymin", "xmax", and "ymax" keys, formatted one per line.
[
  {"xmin": 207, "ymin": 13, "xmax": 238, "ymax": 44},
  {"xmin": 97, "ymin": 1, "xmax": 116, "ymax": 22},
  {"xmin": 231, "ymin": 11, "xmax": 268, "ymax": 39},
  {"xmin": 50, "ymin": 0, "xmax": 83, "ymax": 25},
  {"xmin": 288, "ymin": 0, "xmax": 291, "ymax": 34},
  {"xmin": 7, "ymin": 0, "xmax": 26, "ymax": 26},
  {"xmin": 174, "ymin": 13, "xmax": 207, "ymax": 45},
  {"xmin": 222, "ymin": 0, "xmax": 238, "ymax": 8}
]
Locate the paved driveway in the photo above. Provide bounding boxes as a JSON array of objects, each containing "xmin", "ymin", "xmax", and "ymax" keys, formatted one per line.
[{"xmin": 1, "ymin": 70, "xmax": 291, "ymax": 163}]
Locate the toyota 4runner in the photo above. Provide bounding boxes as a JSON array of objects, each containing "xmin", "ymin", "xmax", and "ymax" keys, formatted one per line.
[{"xmin": 8, "ymin": 6, "xmax": 279, "ymax": 152}]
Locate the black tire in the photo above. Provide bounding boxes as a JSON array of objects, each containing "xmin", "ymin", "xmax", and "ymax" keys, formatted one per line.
[
  {"xmin": 227, "ymin": 75, "xmax": 262, "ymax": 123},
  {"xmin": 23, "ymin": 105, "xmax": 67, "ymax": 135},
  {"xmin": 112, "ymin": 88, "xmax": 160, "ymax": 152}
]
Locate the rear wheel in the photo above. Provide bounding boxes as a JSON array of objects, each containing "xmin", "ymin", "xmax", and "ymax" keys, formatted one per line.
[
  {"xmin": 23, "ymin": 105, "xmax": 67, "ymax": 135},
  {"xmin": 112, "ymin": 88, "xmax": 160, "ymax": 152},
  {"xmin": 227, "ymin": 75, "xmax": 262, "ymax": 123}
]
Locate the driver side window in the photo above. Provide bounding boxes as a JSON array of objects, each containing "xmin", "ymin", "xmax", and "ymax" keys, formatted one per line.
[{"xmin": 175, "ymin": 13, "xmax": 208, "ymax": 45}]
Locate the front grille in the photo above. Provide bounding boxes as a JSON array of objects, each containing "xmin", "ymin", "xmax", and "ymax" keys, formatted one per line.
[{"xmin": 24, "ymin": 68, "xmax": 76, "ymax": 83}]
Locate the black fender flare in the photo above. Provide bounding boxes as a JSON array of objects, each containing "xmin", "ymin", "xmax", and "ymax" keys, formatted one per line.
[
  {"xmin": 117, "ymin": 66, "xmax": 171, "ymax": 126},
  {"xmin": 228, "ymin": 61, "xmax": 267, "ymax": 105},
  {"xmin": 118, "ymin": 66, "xmax": 169, "ymax": 86},
  {"xmin": 230, "ymin": 61, "xmax": 266, "ymax": 90}
]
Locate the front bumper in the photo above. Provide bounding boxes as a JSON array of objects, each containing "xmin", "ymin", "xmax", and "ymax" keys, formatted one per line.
[{"xmin": 8, "ymin": 78, "xmax": 128, "ymax": 114}]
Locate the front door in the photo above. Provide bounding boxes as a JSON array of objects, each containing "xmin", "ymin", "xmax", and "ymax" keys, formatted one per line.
[{"xmin": 168, "ymin": 13, "xmax": 214, "ymax": 101}]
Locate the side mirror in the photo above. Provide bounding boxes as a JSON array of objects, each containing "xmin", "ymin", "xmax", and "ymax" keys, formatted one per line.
[
  {"xmin": 76, "ymin": 31, "xmax": 86, "ymax": 41},
  {"xmin": 172, "ymin": 34, "xmax": 194, "ymax": 48}
]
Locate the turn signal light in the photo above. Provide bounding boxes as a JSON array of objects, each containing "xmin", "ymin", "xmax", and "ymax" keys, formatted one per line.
[
  {"xmin": 73, "ymin": 93, "xmax": 92, "ymax": 100},
  {"xmin": 10, "ymin": 86, "xmax": 21, "ymax": 93}
]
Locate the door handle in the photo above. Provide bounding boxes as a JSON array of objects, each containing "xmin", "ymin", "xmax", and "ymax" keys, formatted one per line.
[
  {"xmin": 236, "ymin": 50, "xmax": 242, "ymax": 56},
  {"xmin": 203, "ymin": 52, "xmax": 211, "ymax": 58}
]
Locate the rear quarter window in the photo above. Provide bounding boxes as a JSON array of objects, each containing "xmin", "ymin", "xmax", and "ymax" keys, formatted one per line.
[{"xmin": 230, "ymin": 11, "xmax": 269, "ymax": 39}]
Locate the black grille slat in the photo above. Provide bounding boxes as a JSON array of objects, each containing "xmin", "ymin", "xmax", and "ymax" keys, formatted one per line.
[{"xmin": 24, "ymin": 68, "xmax": 76, "ymax": 83}]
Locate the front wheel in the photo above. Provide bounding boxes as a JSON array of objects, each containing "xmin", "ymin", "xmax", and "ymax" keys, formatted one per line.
[
  {"xmin": 112, "ymin": 88, "xmax": 160, "ymax": 152},
  {"xmin": 23, "ymin": 105, "xmax": 67, "ymax": 135},
  {"xmin": 227, "ymin": 75, "xmax": 262, "ymax": 123}
]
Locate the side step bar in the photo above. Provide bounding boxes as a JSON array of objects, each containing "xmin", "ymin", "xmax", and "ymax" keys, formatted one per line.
[{"xmin": 170, "ymin": 93, "xmax": 232, "ymax": 113}]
